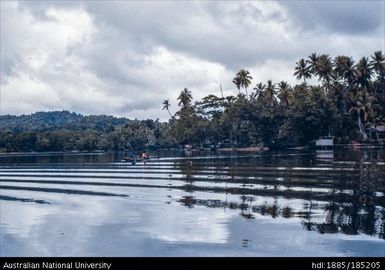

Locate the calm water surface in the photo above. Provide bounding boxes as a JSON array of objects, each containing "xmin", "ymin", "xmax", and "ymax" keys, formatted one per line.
[{"xmin": 0, "ymin": 149, "xmax": 384, "ymax": 256}]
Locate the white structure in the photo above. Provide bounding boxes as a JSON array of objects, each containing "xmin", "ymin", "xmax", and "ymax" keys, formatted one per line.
[{"xmin": 316, "ymin": 138, "xmax": 333, "ymax": 148}]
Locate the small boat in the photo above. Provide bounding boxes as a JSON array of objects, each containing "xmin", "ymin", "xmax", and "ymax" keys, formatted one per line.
[
  {"xmin": 122, "ymin": 155, "xmax": 159, "ymax": 163},
  {"xmin": 123, "ymin": 157, "xmax": 147, "ymax": 163}
]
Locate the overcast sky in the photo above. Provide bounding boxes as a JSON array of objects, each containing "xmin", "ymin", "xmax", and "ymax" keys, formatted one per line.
[{"xmin": 1, "ymin": 1, "xmax": 384, "ymax": 120}]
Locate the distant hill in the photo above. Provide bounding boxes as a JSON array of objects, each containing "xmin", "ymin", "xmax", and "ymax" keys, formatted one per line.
[
  {"xmin": 0, "ymin": 111, "xmax": 132, "ymax": 132},
  {"xmin": 0, "ymin": 111, "xmax": 171, "ymax": 152}
]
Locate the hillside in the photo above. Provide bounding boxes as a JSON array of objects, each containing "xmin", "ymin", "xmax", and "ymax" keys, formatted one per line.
[
  {"xmin": 0, "ymin": 111, "xmax": 172, "ymax": 152},
  {"xmin": 0, "ymin": 111, "xmax": 130, "ymax": 132}
]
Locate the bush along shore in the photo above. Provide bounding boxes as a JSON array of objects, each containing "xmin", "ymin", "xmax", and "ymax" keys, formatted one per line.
[{"xmin": 1, "ymin": 51, "xmax": 385, "ymax": 153}]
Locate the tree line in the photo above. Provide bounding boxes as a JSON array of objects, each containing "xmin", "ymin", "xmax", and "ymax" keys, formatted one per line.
[
  {"xmin": 1, "ymin": 51, "xmax": 384, "ymax": 152},
  {"xmin": 0, "ymin": 111, "xmax": 173, "ymax": 152},
  {"xmin": 163, "ymin": 51, "xmax": 385, "ymax": 148}
]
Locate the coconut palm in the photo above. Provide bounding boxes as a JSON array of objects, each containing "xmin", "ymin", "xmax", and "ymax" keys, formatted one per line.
[
  {"xmin": 177, "ymin": 88, "xmax": 192, "ymax": 107},
  {"xmin": 349, "ymin": 90, "xmax": 380, "ymax": 140},
  {"xmin": 232, "ymin": 76, "xmax": 241, "ymax": 94},
  {"xmin": 307, "ymin": 53, "xmax": 320, "ymax": 75},
  {"xmin": 236, "ymin": 69, "xmax": 253, "ymax": 96},
  {"xmin": 263, "ymin": 80, "xmax": 277, "ymax": 106},
  {"xmin": 317, "ymin": 54, "xmax": 334, "ymax": 92},
  {"xmin": 294, "ymin": 58, "xmax": 312, "ymax": 84},
  {"xmin": 370, "ymin": 51, "xmax": 385, "ymax": 94},
  {"xmin": 252, "ymin": 82, "xmax": 265, "ymax": 101},
  {"xmin": 355, "ymin": 57, "xmax": 373, "ymax": 91},
  {"xmin": 277, "ymin": 81, "xmax": 292, "ymax": 106},
  {"xmin": 277, "ymin": 81, "xmax": 290, "ymax": 91},
  {"xmin": 333, "ymin": 56, "xmax": 356, "ymax": 113},
  {"xmin": 162, "ymin": 99, "xmax": 173, "ymax": 118},
  {"xmin": 370, "ymin": 50, "xmax": 385, "ymax": 78},
  {"xmin": 334, "ymin": 56, "xmax": 356, "ymax": 87}
]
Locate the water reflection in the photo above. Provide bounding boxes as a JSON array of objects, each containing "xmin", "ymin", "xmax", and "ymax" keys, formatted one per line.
[
  {"xmin": 171, "ymin": 149, "xmax": 385, "ymax": 240},
  {"xmin": 0, "ymin": 148, "xmax": 384, "ymax": 256}
]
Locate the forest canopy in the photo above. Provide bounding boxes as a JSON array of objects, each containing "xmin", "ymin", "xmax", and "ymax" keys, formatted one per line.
[
  {"xmin": 1, "ymin": 51, "xmax": 384, "ymax": 152},
  {"xmin": 164, "ymin": 51, "xmax": 385, "ymax": 148}
]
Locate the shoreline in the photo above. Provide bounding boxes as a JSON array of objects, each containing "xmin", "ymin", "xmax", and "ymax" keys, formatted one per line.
[{"xmin": 1, "ymin": 142, "xmax": 385, "ymax": 156}]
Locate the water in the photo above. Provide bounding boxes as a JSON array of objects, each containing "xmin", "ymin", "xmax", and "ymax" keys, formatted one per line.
[{"xmin": 0, "ymin": 149, "xmax": 384, "ymax": 256}]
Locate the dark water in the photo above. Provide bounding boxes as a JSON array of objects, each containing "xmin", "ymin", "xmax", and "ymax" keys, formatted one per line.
[{"xmin": 0, "ymin": 149, "xmax": 384, "ymax": 256}]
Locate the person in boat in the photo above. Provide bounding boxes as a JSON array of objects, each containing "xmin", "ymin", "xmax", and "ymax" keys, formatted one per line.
[{"xmin": 141, "ymin": 151, "xmax": 149, "ymax": 159}]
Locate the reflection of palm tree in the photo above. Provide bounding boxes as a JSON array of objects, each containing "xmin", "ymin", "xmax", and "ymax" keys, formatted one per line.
[
  {"xmin": 247, "ymin": 196, "xmax": 254, "ymax": 218},
  {"xmin": 361, "ymin": 204, "xmax": 376, "ymax": 236},
  {"xmin": 271, "ymin": 199, "xmax": 279, "ymax": 218},
  {"xmin": 380, "ymin": 210, "xmax": 385, "ymax": 239},
  {"xmin": 304, "ymin": 198, "xmax": 314, "ymax": 231},
  {"xmin": 179, "ymin": 196, "xmax": 195, "ymax": 208},
  {"xmin": 317, "ymin": 198, "xmax": 339, "ymax": 234},
  {"xmin": 178, "ymin": 160, "xmax": 198, "ymax": 186},
  {"xmin": 239, "ymin": 195, "xmax": 254, "ymax": 219}
]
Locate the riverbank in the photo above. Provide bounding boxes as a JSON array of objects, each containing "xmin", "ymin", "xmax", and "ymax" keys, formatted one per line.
[
  {"xmin": 217, "ymin": 146, "xmax": 269, "ymax": 152},
  {"xmin": 2, "ymin": 141, "xmax": 385, "ymax": 156}
]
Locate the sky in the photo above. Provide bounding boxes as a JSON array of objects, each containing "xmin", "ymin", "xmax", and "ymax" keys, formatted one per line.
[{"xmin": 1, "ymin": 0, "xmax": 384, "ymax": 121}]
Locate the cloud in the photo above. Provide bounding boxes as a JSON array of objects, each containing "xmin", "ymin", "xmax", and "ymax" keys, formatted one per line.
[
  {"xmin": 1, "ymin": 1, "xmax": 384, "ymax": 120},
  {"xmin": 281, "ymin": 1, "xmax": 384, "ymax": 35},
  {"xmin": 83, "ymin": 1, "xmax": 293, "ymax": 68}
]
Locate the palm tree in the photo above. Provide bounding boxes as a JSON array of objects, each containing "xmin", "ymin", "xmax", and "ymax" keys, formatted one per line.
[
  {"xmin": 370, "ymin": 51, "xmax": 385, "ymax": 77},
  {"xmin": 236, "ymin": 69, "xmax": 253, "ymax": 96},
  {"xmin": 349, "ymin": 90, "xmax": 380, "ymax": 140},
  {"xmin": 334, "ymin": 56, "xmax": 356, "ymax": 113},
  {"xmin": 277, "ymin": 81, "xmax": 292, "ymax": 106},
  {"xmin": 252, "ymin": 82, "xmax": 265, "ymax": 101},
  {"xmin": 232, "ymin": 76, "xmax": 241, "ymax": 94},
  {"xmin": 355, "ymin": 57, "xmax": 372, "ymax": 91},
  {"xmin": 294, "ymin": 58, "xmax": 311, "ymax": 84},
  {"xmin": 162, "ymin": 99, "xmax": 173, "ymax": 118},
  {"xmin": 307, "ymin": 53, "xmax": 320, "ymax": 75},
  {"xmin": 223, "ymin": 95, "xmax": 236, "ymax": 109},
  {"xmin": 370, "ymin": 50, "xmax": 385, "ymax": 94},
  {"xmin": 277, "ymin": 81, "xmax": 290, "ymax": 91},
  {"xmin": 317, "ymin": 54, "xmax": 334, "ymax": 93},
  {"xmin": 178, "ymin": 88, "xmax": 192, "ymax": 107},
  {"xmin": 263, "ymin": 80, "xmax": 277, "ymax": 106},
  {"xmin": 334, "ymin": 56, "xmax": 355, "ymax": 87}
]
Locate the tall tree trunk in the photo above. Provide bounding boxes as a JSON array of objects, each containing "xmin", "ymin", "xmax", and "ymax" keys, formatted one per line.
[
  {"xmin": 167, "ymin": 109, "xmax": 173, "ymax": 118},
  {"xmin": 358, "ymin": 116, "xmax": 368, "ymax": 141}
]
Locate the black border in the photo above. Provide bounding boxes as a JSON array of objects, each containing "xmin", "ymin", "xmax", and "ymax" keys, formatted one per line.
[{"xmin": 1, "ymin": 257, "xmax": 384, "ymax": 270}]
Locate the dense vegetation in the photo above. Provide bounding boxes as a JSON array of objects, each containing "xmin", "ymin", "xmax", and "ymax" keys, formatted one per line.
[
  {"xmin": 164, "ymin": 51, "xmax": 385, "ymax": 148},
  {"xmin": 1, "ymin": 51, "xmax": 384, "ymax": 152},
  {"xmin": 0, "ymin": 111, "xmax": 172, "ymax": 152}
]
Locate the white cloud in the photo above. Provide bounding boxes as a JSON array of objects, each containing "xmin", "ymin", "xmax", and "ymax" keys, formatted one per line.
[{"xmin": 1, "ymin": 1, "xmax": 384, "ymax": 120}]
